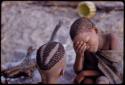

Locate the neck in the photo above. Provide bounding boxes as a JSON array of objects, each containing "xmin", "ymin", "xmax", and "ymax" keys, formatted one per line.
[
  {"xmin": 48, "ymin": 78, "xmax": 57, "ymax": 84},
  {"xmin": 43, "ymin": 77, "xmax": 57, "ymax": 84}
]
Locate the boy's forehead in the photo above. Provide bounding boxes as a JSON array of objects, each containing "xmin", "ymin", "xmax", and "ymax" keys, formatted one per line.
[
  {"xmin": 74, "ymin": 32, "xmax": 90, "ymax": 42},
  {"xmin": 78, "ymin": 28, "xmax": 91, "ymax": 34},
  {"xmin": 79, "ymin": 32, "xmax": 90, "ymax": 38}
]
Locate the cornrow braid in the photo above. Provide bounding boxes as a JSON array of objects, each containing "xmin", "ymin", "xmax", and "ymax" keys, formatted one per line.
[
  {"xmin": 70, "ymin": 17, "xmax": 95, "ymax": 40},
  {"xmin": 36, "ymin": 42, "xmax": 65, "ymax": 70}
]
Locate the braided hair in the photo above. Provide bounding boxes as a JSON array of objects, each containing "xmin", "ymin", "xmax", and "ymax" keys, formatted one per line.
[{"xmin": 36, "ymin": 42, "xmax": 65, "ymax": 70}]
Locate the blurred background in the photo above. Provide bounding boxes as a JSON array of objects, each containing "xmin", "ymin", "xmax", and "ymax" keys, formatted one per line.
[{"xmin": 1, "ymin": 1, "xmax": 124, "ymax": 84}]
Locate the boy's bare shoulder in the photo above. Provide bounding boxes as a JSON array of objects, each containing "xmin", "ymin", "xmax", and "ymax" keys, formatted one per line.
[
  {"xmin": 111, "ymin": 33, "xmax": 120, "ymax": 42},
  {"xmin": 108, "ymin": 33, "xmax": 120, "ymax": 50},
  {"xmin": 110, "ymin": 33, "xmax": 119, "ymax": 41}
]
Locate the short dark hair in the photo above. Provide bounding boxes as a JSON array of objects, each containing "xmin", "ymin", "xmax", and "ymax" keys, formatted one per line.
[
  {"xmin": 70, "ymin": 17, "xmax": 95, "ymax": 40},
  {"xmin": 36, "ymin": 42, "xmax": 65, "ymax": 70}
]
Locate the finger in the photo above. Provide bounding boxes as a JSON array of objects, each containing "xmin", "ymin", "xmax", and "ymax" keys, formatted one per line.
[
  {"xmin": 82, "ymin": 45, "xmax": 87, "ymax": 53},
  {"xmin": 79, "ymin": 43, "xmax": 87, "ymax": 54},
  {"xmin": 77, "ymin": 41, "xmax": 84, "ymax": 52},
  {"xmin": 78, "ymin": 43, "xmax": 86, "ymax": 57},
  {"xmin": 78, "ymin": 44, "xmax": 86, "ymax": 56},
  {"xmin": 83, "ymin": 44, "xmax": 87, "ymax": 51},
  {"xmin": 75, "ymin": 41, "xmax": 81, "ymax": 53},
  {"xmin": 86, "ymin": 45, "xmax": 89, "ymax": 50}
]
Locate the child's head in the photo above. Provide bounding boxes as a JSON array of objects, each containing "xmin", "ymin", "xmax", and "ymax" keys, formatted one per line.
[
  {"xmin": 70, "ymin": 17, "xmax": 99, "ymax": 52},
  {"xmin": 36, "ymin": 42, "xmax": 66, "ymax": 84}
]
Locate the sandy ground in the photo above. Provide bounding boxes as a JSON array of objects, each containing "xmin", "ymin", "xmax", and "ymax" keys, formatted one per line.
[{"xmin": 1, "ymin": 1, "xmax": 124, "ymax": 84}]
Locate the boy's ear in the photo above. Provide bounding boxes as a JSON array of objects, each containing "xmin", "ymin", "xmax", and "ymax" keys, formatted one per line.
[{"xmin": 93, "ymin": 27, "xmax": 98, "ymax": 33}]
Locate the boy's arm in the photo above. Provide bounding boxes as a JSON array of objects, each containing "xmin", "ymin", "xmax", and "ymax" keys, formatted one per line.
[
  {"xmin": 74, "ymin": 53, "xmax": 84, "ymax": 74},
  {"xmin": 73, "ymin": 41, "xmax": 87, "ymax": 74}
]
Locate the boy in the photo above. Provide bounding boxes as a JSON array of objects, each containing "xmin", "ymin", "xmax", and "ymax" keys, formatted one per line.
[
  {"xmin": 70, "ymin": 17, "xmax": 122, "ymax": 84},
  {"xmin": 36, "ymin": 42, "xmax": 66, "ymax": 84}
]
